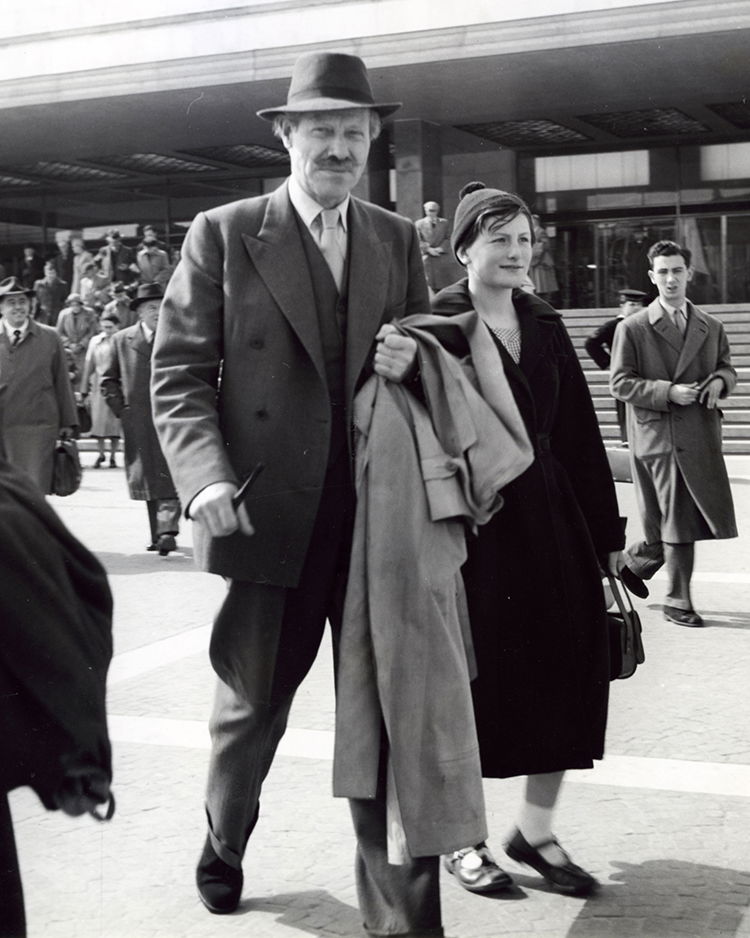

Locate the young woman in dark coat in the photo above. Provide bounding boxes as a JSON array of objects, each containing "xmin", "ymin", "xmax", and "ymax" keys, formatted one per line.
[{"xmin": 436, "ymin": 184, "xmax": 625, "ymax": 897}]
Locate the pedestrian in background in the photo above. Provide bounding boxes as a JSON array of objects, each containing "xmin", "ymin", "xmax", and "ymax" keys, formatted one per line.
[
  {"xmin": 415, "ymin": 200, "xmax": 456, "ymax": 294},
  {"xmin": 101, "ymin": 283, "xmax": 180, "ymax": 556},
  {"xmin": 0, "ymin": 277, "xmax": 77, "ymax": 492},
  {"xmin": 135, "ymin": 225, "xmax": 171, "ymax": 286},
  {"xmin": 151, "ymin": 50, "xmax": 441, "ymax": 936},
  {"xmin": 80, "ymin": 313, "xmax": 121, "ymax": 469},
  {"xmin": 56, "ymin": 292, "xmax": 98, "ymax": 378},
  {"xmin": 95, "ymin": 228, "xmax": 137, "ymax": 287},
  {"xmin": 611, "ymin": 240, "xmax": 737, "ymax": 627},
  {"xmin": 432, "ymin": 183, "xmax": 623, "ymax": 896},
  {"xmin": 70, "ymin": 236, "xmax": 94, "ymax": 295},
  {"xmin": 102, "ymin": 281, "xmax": 136, "ymax": 328},
  {"xmin": 31, "ymin": 259, "xmax": 68, "ymax": 325},
  {"xmin": 19, "ymin": 245, "xmax": 44, "ymax": 291},
  {"xmin": 584, "ymin": 287, "xmax": 647, "ymax": 441}
]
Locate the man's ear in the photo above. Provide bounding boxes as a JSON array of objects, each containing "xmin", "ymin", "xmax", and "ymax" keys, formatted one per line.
[
  {"xmin": 647, "ymin": 269, "xmax": 656, "ymax": 285},
  {"xmin": 686, "ymin": 266, "xmax": 694, "ymax": 282}
]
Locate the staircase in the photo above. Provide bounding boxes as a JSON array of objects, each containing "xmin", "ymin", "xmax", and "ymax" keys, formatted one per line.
[{"xmin": 563, "ymin": 305, "xmax": 750, "ymax": 455}]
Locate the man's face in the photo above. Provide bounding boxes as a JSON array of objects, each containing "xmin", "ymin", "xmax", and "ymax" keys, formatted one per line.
[
  {"xmin": 107, "ymin": 235, "xmax": 121, "ymax": 249},
  {"xmin": 71, "ymin": 238, "xmax": 85, "ymax": 254},
  {"xmin": 425, "ymin": 204, "xmax": 439, "ymax": 220},
  {"xmin": 283, "ymin": 109, "xmax": 371, "ymax": 209},
  {"xmin": 143, "ymin": 229, "xmax": 156, "ymax": 245},
  {"xmin": 138, "ymin": 299, "xmax": 160, "ymax": 331},
  {"xmin": 649, "ymin": 254, "xmax": 693, "ymax": 308},
  {"xmin": 44, "ymin": 263, "xmax": 56, "ymax": 280},
  {"xmin": 1, "ymin": 294, "xmax": 31, "ymax": 328}
]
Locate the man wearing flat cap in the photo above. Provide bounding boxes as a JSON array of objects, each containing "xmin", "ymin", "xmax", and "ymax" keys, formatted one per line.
[
  {"xmin": 584, "ymin": 288, "xmax": 647, "ymax": 441},
  {"xmin": 152, "ymin": 52, "xmax": 437, "ymax": 933}
]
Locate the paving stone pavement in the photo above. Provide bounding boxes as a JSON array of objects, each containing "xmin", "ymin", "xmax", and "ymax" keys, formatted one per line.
[{"xmin": 8, "ymin": 457, "xmax": 750, "ymax": 938}]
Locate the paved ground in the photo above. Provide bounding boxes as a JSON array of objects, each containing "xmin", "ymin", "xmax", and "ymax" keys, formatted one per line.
[{"xmin": 9, "ymin": 454, "xmax": 750, "ymax": 938}]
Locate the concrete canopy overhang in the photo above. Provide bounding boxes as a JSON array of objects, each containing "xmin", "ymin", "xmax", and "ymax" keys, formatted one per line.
[{"xmin": 1, "ymin": 0, "xmax": 749, "ymax": 235}]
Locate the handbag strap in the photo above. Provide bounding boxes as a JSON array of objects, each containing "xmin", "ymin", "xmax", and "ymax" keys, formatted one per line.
[{"xmin": 606, "ymin": 573, "xmax": 637, "ymax": 620}]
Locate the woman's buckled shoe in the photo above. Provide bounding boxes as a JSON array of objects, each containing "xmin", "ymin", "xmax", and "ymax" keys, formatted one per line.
[{"xmin": 443, "ymin": 842, "xmax": 513, "ymax": 893}]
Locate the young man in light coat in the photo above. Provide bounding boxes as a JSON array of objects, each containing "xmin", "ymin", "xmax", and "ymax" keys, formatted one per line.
[{"xmin": 610, "ymin": 240, "xmax": 737, "ymax": 626}]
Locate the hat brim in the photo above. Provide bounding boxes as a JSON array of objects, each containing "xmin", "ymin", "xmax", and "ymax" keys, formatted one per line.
[{"xmin": 257, "ymin": 98, "xmax": 401, "ymax": 120}]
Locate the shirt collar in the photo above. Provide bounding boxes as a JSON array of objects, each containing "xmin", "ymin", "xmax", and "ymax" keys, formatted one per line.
[
  {"xmin": 140, "ymin": 321, "xmax": 154, "ymax": 342},
  {"xmin": 287, "ymin": 175, "xmax": 349, "ymax": 234},
  {"xmin": 2, "ymin": 317, "xmax": 29, "ymax": 340}
]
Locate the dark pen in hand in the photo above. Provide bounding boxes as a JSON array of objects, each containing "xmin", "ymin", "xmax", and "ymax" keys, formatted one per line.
[{"xmin": 231, "ymin": 462, "xmax": 265, "ymax": 511}]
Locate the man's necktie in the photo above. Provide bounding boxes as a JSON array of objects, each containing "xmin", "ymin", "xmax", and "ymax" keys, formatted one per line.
[
  {"xmin": 12, "ymin": 329, "xmax": 21, "ymax": 345},
  {"xmin": 673, "ymin": 308, "xmax": 687, "ymax": 336},
  {"xmin": 317, "ymin": 209, "xmax": 345, "ymax": 293}
]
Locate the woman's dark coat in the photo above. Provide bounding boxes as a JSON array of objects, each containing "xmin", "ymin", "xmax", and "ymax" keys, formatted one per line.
[{"xmin": 431, "ymin": 282, "xmax": 625, "ymax": 778}]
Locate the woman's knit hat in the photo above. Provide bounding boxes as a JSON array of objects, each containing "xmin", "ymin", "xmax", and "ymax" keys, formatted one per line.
[{"xmin": 450, "ymin": 182, "xmax": 533, "ymax": 261}]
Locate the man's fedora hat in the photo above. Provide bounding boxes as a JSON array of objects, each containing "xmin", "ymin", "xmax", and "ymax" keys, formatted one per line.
[
  {"xmin": 0, "ymin": 276, "xmax": 33, "ymax": 298},
  {"xmin": 131, "ymin": 281, "xmax": 164, "ymax": 310},
  {"xmin": 257, "ymin": 52, "xmax": 401, "ymax": 120}
]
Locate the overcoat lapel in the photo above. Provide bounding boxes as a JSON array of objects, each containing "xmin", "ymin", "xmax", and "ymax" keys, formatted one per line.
[
  {"xmin": 673, "ymin": 301, "xmax": 710, "ymax": 381},
  {"xmin": 648, "ymin": 300, "xmax": 684, "ymax": 357},
  {"xmin": 240, "ymin": 183, "xmax": 326, "ymax": 383},
  {"xmin": 127, "ymin": 325, "xmax": 152, "ymax": 358},
  {"xmin": 345, "ymin": 199, "xmax": 391, "ymax": 407}
]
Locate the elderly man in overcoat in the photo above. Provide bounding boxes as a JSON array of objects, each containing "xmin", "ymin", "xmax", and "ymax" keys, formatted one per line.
[
  {"xmin": 101, "ymin": 282, "xmax": 180, "ymax": 555},
  {"xmin": 0, "ymin": 277, "xmax": 77, "ymax": 492},
  {"xmin": 151, "ymin": 52, "xmax": 441, "ymax": 934},
  {"xmin": 610, "ymin": 240, "xmax": 737, "ymax": 627}
]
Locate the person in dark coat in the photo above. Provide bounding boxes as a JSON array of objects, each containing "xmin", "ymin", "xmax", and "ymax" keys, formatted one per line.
[
  {"xmin": 0, "ymin": 453, "xmax": 114, "ymax": 938},
  {"xmin": 430, "ymin": 184, "xmax": 624, "ymax": 897},
  {"xmin": 584, "ymin": 288, "xmax": 647, "ymax": 441},
  {"xmin": 101, "ymin": 282, "xmax": 180, "ymax": 555}
]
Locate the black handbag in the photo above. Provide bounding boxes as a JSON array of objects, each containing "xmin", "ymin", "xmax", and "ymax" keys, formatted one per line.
[
  {"xmin": 76, "ymin": 401, "xmax": 92, "ymax": 435},
  {"xmin": 51, "ymin": 439, "xmax": 82, "ymax": 497},
  {"xmin": 606, "ymin": 574, "xmax": 645, "ymax": 680}
]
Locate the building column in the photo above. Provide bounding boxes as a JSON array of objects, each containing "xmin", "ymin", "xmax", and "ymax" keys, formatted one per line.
[{"xmin": 392, "ymin": 119, "xmax": 444, "ymax": 222}]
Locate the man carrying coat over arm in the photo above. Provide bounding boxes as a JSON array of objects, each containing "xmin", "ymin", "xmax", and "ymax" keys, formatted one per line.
[
  {"xmin": 150, "ymin": 52, "xmax": 443, "ymax": 935},
  {"xmin": 610, "ymin": 239, "xmax": 737, "ymax": 628}
]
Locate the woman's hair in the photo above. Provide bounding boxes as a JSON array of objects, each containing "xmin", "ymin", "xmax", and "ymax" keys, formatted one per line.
[{"xmin": 451, "ymin": 182, "xmax": 535, "ymax": 264}]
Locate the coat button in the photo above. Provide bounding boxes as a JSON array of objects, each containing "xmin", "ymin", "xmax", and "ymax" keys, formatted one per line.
[{"xmin": 255, "ymin": 408, "xmax": 268, "ymax": 420}]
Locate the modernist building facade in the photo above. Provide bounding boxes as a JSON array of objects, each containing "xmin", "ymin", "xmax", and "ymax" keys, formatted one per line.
[{"xmin": 1, "ymin": 0, "xmax": 749, "ymax": 307}]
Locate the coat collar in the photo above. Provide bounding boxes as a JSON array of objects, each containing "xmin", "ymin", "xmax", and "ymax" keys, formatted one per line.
[
  {"xmin": 125, "ymin": 322, "xmax": 153, "ymax": 357},
  {"xmin": 647, "ymin": 297, "xmax": 709, "ymax": 378},
  {"xmin": 240, "ymin": 180, "xmax": 390, "ymax": 408}
]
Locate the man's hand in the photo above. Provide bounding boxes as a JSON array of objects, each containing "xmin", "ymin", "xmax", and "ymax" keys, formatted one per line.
[
  {"xmin": 189, "ymin": 481, "xmax": 254, "ymax": 538},
  {"xmin": 698, "ymin": 376, "xmax": 724, "ymax": 409},
  {"xmin": 374, "ymin": 323, "xmax": 418, "ymax": 383},
  {"xmin": 58, "ymin": 426, "xmax": 75, "ymax": 440},
  {"xmin": 668, "ymin": 383, "xmax": 699, "ymax": 406}
]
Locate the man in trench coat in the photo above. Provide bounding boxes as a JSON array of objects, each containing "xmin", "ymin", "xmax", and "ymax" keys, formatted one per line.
[
  {"xmin": 151, "ymin": 52, "xmax": 437, "ymax": 935},
  {"xmin": 0, "ymin": 277, "xmax": 77, "ymax": 492},
  {"xmin": 610, "ymin": 240, "xmax": 737, "ymax": 627},
  {"xmin": 101, "ymin": 282, "xmax": 180, "ymax": 555}
]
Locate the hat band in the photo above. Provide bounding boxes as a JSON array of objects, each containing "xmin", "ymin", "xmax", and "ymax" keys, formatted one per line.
[{"xmin": 287, "ymin": 83, "xmax": 374, "ymax": 107}]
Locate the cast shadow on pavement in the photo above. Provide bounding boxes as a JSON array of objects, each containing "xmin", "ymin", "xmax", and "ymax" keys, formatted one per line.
[
  {"xmin": 565, "ymin": 859, "xmax": 750, "ymax": 938},
  {"xmin": 96, "ymin": 547, "xmax": 195, "ymax": 575},
  {"xmin": 645, "ymin": 603, "xmax": 750, "ymax": 629},
  {"xmin": 234, "ymin": 889, "xmax": 363, "ymax": 935}
]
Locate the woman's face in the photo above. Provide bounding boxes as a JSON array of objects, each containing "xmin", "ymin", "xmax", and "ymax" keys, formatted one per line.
[{"xmin": 459, "ymin": 213, "xmax": 533, "ymax": 290}]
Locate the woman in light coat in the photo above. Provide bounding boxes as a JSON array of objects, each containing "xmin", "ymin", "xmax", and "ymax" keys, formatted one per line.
[{"xmin": 80, "ymin": 313, "xmax": 121, "ymax": 468}]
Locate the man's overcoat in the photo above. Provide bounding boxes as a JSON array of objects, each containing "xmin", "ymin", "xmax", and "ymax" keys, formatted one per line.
[
  {"xmin": 610, "ymin": 299, "xmax": 737, "ymax": 541},
  {"xmin": 101, "ymin": 324, "xmax": 177, "ymax": 501},
  {"xmin": 0, "ymin": 320, "xmax": 77, "ymax": 492},
  {"xmin": 151, "ymin": 181, "xmax": 429, "ymax": 587}
]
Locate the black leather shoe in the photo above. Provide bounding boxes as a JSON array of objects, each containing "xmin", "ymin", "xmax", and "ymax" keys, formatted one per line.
[
  {"xmin": 157, "ymin": 534, "xmax": 177, "ymax": 556},
  {"xmin": 619, "ymin": 565, "xmax": 649, "ymax": 599},
  {"xmin": 196, "ymin": 836, "xmax": 243, "ymax": 914},
  {"xmin": 505, "ymin": 829, "xmax": 598, "ymax": 895},
  {"xmin": 444, "ymin": 842, "xmax": 513, "ymax": 893},
  {"xmin": 663, "ymin": 605, "xmax": 704, "ymax": 627}
]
